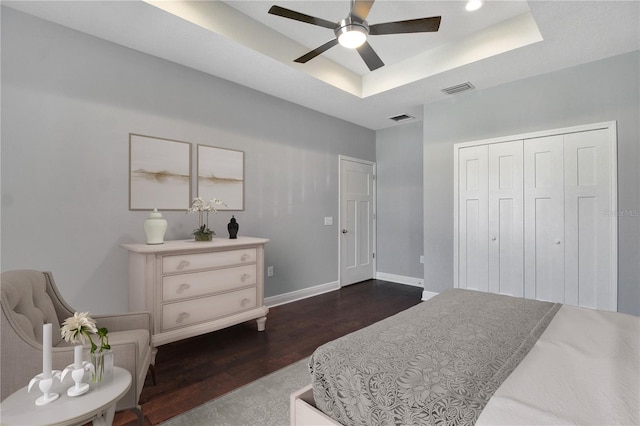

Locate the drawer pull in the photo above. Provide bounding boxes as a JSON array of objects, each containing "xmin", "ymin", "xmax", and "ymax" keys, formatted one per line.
[
  {"xmin": 176, "ymin": 312, "xmax": 190, "ymax": 323},
  {"xmin": 241, "ymin": 298, "xmax": 250, "ymax": 307},
  {"xmin": 176, "ymin": 283, "xmax": 191, "ymax": 294},
  {"xmin": 240, "ymin": 254, "xmax": 250, "ymax": 262},
  {"xmin": 176, "ymin": 260, "xmax": 190, "ymax": 270},
  {"xmin": 240, "ymin": 273, "xmax": 251, "ymax": 282}
]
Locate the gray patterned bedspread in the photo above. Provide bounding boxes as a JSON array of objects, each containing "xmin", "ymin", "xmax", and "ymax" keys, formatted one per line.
[{"xmin": 309, "ymin": 289, "xmax": 561, "ymax": 425}]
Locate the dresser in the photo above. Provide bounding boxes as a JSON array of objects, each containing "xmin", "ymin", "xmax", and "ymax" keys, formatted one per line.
[{"xmin": 121, "ymin": 237, "xmax": 269, "ymax": 346}]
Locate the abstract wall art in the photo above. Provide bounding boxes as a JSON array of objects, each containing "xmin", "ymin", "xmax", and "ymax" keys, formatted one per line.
[
  {"xmin": 129, "ymin": 134, "xmax": 191, "ymax": 210},
  {"xmin": 197, "ymin": 145, "xmax": 244, "ymax": 210}
]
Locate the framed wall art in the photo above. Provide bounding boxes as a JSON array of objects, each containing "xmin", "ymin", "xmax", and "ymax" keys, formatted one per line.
[
  {"xmin": 129, "ymin": 134, "xmax": 191, "ymax": 210},
  {"xmin": 197, "ymin": 145, "xmax": 244, "ymax": 210}
]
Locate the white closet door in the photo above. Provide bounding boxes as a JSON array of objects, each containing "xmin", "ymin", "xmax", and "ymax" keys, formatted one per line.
[
  {"xmin": 458, "ymin": 145, "xmax": 489, "ymax": 292},
  {"xmin": 524, "ymin": 135, "xmax": 565, "ymax": 303},
  {"xmin": 564, "ymin": 129, "xmax": 612, "ymax": 310},
  {"xmin": 488, "ymin": 141, "xmax": 524, "ymax": 297}
]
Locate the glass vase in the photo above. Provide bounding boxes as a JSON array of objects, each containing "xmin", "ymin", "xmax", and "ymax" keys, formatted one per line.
[{"xmin": 90, "ymin": 349, "xmax": 113, "ymax": 386}]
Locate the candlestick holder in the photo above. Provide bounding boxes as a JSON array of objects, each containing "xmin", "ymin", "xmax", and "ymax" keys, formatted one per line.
[
  {"xmin": 28, "ymin": 371, "xmax": 61, "ymax": 405},
  {"xmin": 61, "ymin": 361, "xmax": 94, "ymax": 396}
]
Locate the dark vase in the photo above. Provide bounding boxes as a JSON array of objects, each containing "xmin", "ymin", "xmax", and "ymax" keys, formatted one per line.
[{"xmin": 228, "ymin": 216, "xmax": 239, "ymax": 239}]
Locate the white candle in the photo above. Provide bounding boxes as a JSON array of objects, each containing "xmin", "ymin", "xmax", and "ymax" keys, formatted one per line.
[
  {"xmin": 74, "ymin": 345, "xmax": 83, "ymax": 369},
  {"xmin": 42, "ymin": 323, "xmax": 52, "ymax": 379}
]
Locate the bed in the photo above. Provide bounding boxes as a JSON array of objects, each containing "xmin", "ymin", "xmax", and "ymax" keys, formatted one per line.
[{"xmin": 290, "ymin": 289, "xmax": 639, "ymax": 426}]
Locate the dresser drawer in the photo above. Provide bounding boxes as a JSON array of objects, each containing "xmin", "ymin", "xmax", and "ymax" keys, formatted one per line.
[
  {"xmin": 162, "ymin": 265, "xmax": 256, "ymax": 302},
  {"xmin": 161, "ymin": 287, "xmax": 257, "ymax": 331},
  {"xmin": 162, "ymin": 248, "xmax": 256, "ymax": 273}
]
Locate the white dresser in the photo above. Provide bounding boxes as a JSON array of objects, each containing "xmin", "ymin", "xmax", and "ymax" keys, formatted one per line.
[{"xmin": 121, "ymin": 237, "xmax": 269, "ymax": 346}]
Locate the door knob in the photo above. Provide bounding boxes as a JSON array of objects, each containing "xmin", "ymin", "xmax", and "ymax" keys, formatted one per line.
[
  {"xmin": 555, "ymin": 239, "xmax": 561, "ymax": 244},
  {"xmin": 342, "ymin": 229, "xmax": 348, "ymax": 234},
  {"xmin": 491, "ymin": 236, "xmax": 497, "ymax": 241}
]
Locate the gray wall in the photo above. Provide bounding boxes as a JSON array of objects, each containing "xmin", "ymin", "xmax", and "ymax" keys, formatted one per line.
[
  {"xmin": 376, "ymin": 121, "xmax": 423, "ymax": 279},
  {"xmin": 423, "ymin": 51, "xmax": 640, "ymax": 315},
  {"xmin": 0, "ymin": 8, "xmax": 375, "ymax": 313}
]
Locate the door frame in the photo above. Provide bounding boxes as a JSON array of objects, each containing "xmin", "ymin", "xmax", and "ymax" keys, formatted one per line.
[
  {"xmin": 453, "ymin": 121, "xmax": 618, "ymax": 310},
  {"xmin": 338, "ymin": 155, "xmax": 377, "ymax": 287}
]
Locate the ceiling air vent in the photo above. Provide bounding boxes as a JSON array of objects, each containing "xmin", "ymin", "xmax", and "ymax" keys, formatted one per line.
[
  {"xmin": 389, "ymin": 114, "xmax": 415, "ymax": 122},
  {"xmin": 442, "ymin": 82, "xmax": 475, "ymax": 95}
]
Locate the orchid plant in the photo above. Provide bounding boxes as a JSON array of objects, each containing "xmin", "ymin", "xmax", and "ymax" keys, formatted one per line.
[{"xmin": 187, "ymin": 197, "xmax": 225, "ymax": 238}]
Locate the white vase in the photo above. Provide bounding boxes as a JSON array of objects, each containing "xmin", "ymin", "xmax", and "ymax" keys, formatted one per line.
[{"xmin": 144, "ymin": 208, "xmax": 167, "ymax": 245}]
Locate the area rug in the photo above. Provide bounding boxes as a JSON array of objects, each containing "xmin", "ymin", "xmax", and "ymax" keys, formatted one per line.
[{"xmin": 161, "ymin": 357, "xmax": 311, "ymax": 426}]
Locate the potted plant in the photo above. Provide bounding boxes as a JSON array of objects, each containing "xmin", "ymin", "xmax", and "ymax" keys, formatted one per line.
[
  {"xmin": 187, "ymin": 197, "xmax": 225, "ymax": 241},
  {"xmin": 193, "ymin": 224, "xmax": 214, "ymax": 241}
]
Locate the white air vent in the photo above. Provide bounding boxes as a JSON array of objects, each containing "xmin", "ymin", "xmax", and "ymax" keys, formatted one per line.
[
  {"xmin": 389, "ymin": 114, "xmax": 415, "ymax": 122},
  {"xmin": 442, "ymin": 82, "xmax": 475, "ymax": 95}
]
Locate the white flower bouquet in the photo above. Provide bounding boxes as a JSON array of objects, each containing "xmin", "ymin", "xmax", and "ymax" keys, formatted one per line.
[{"xmin": 60, "ymin": 312, "xmax": 111, "ymax": 382}]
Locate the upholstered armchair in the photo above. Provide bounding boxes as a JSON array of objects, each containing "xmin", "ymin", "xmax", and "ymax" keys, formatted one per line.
[{"xmin": 0, "ymin": 270, "xmax": 156, "ymax": 424}]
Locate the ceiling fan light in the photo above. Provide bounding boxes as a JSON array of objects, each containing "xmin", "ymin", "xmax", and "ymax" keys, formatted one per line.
[
  {"xmin": 337, "ymin": 26, "xmax": 367, "ymax": 48},
  {"xmin": 465, "ymin": 0, "xmax": 483, "ymax": 11}
]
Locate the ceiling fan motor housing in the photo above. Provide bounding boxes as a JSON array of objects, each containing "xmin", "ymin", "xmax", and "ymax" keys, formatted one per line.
[{"xmin": 335, "ymin": 16, "xmax": 369, "ymax": 48}]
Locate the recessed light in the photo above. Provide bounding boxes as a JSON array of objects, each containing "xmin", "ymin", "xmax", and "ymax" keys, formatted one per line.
[{"xmin": 466, "ymin": 0, "xmax": 483, "ymax": 12}]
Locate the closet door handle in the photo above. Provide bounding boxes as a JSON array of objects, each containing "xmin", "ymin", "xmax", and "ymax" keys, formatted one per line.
[
  {"xmin": 555, "ymin": 239, "xmax": 561, "ymax": 245},
  {"xmin": 491, "ymin": 236, "xmax": 497, "ymax": 241},
  {"xmin": 342, "ymin": 229, "xmax": 348, "ymax": 234}
]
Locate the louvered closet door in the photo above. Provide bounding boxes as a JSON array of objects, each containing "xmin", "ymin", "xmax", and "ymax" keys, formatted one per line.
[
  {"xmin": 564, "ymin": 129, "xmax": 612, "ymax": 310},
  {"xmin": 488, "ymin": 141, "xmax": 524, "ymax": 297},
  {"xmin": 458, "ymin": 145, "xmax": 489, "ymax": 292},
  {"xmin": 524, "ymin": 135, "xmax": 565, "ymax": 303}
]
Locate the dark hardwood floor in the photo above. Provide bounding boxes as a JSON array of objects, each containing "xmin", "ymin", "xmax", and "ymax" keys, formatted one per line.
[{"xmin": 114, "ymin": 279, "xmax": 423, "ymax": 425}]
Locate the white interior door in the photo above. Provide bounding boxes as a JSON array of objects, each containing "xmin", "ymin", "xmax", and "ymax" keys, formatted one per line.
[
  {"xmin": 340, "ymin": 157, "xmax": 374, "ymax": 287},
  {"xmin": 457, "ymin": 145, "xmax": 489, "ymax": 292},
  {"xmin": 563, "ymin": 129, "xmax": 613, "ymax": 310},
  {"xmin": 524, "ymin": 135, "xmax": 565, "ymax": 303},
  {"xmin": 488, "ymin": 141, "xmax": 524, "ymax": 297}
]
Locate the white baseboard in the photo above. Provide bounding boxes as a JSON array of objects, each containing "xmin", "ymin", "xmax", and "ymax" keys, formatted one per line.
[
  {"xmin": 375, "ymin": 272, "xmax": 424, "ymax": 288},
  {"xmin": 422, "ymin": 290, "xmax": 438, "ymax": 301},
  {"xmin": 265, "ymin": 280, "xmax": 341, "ymax": 308}
]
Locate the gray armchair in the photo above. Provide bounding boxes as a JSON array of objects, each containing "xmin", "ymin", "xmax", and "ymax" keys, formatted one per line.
[{"xmin": 0, "ymin": 270, "xmax": 156, "ymax": 424}]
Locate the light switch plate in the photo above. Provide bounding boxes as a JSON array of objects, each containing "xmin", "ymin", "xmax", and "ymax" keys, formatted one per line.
[{"xmin": 324, "ymin": 217, "xmax": 333, "ymax": 226}]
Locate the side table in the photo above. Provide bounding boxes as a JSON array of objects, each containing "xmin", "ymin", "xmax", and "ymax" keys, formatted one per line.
[{"xmin": 0, "ymin": 366, "xmax": 132, "ymax": 426}]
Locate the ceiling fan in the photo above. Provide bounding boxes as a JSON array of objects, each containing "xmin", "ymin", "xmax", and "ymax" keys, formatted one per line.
[{"xmin": 268, "ymin": 0, "xmax": 441, "ymax": 71}]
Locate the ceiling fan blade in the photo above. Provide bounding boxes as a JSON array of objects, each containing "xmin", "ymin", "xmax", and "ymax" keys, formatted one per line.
[
  {"xmin": 268, "ymin": 5, "xmax": 337, "ymax": 30},
  {"xmin": 356, "ymin": 41, "xmax": 384, "ymax": 71},
  {"xmin": 369, "ymin": 16, "xmax": 441, "ymax": 35},
  {"xmin": 294, "ymin": 39, "xmax": 340, "ymax": 63},
  {"xmin": 350, "ymin": 0, "xmax": 375, "ymax": 21}
]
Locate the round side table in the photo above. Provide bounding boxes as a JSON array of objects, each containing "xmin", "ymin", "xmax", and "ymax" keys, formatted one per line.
[{"xmin": 0, "ymin": 366, "xmax": 132, "ymax": 426}]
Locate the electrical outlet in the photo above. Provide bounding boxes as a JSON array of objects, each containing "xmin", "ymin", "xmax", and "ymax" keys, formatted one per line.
[
  {"xmin": 267, "ymin": 266, "xmax": 274, "ymax": 277},
  {"xmin": 420, "ymin": 255, "xmax": 424, "ymax": 264}
]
